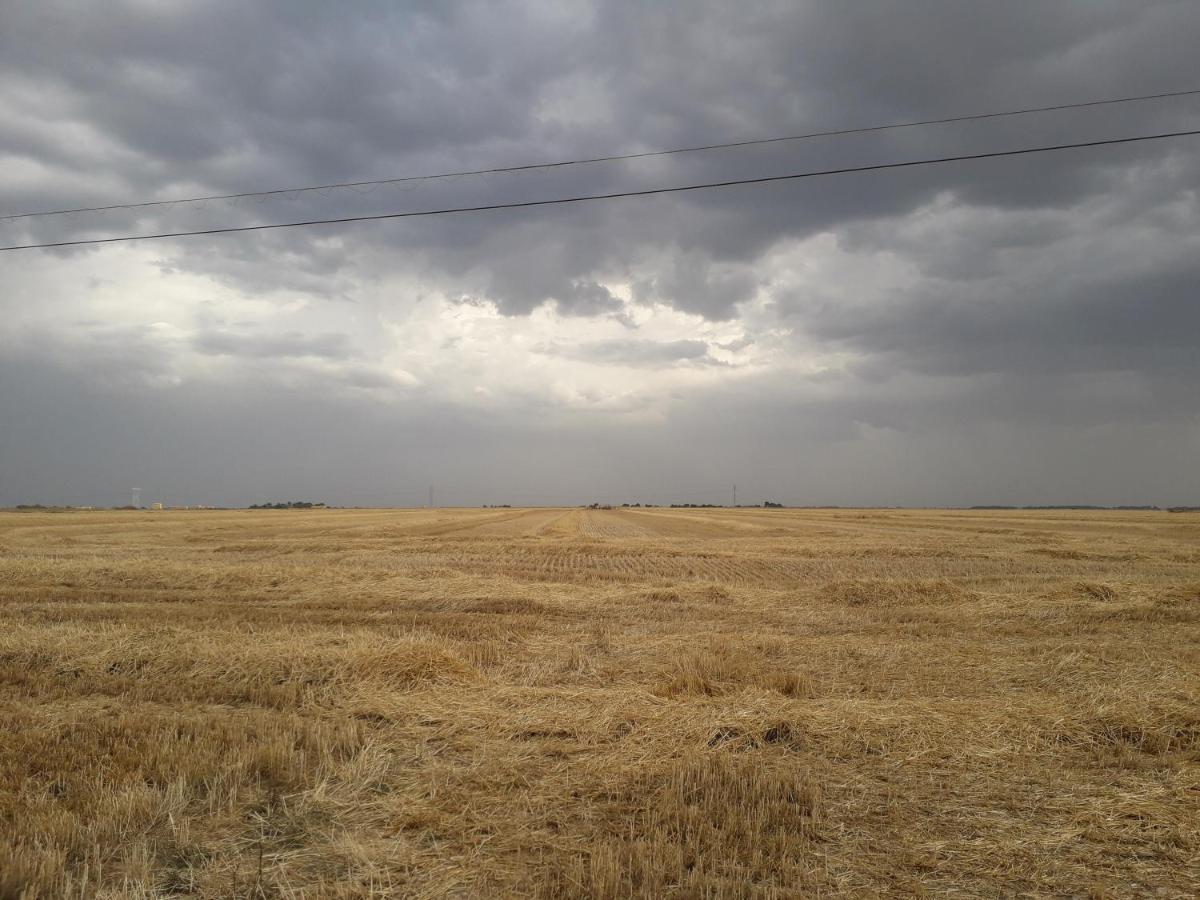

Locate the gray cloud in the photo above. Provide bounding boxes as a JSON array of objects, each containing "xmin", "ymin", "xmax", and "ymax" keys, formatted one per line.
[
  {"xmin": 2, "ymin": 350, "xmax": 1195, "ymax": 510},
  {"xmin": 552, "ymin": 281, "xmax": 623, "ymax": 317},
  {"xmin": 2, "ymin": 1, "xmax": 1199, "ymax": 506},
  {"xmin": 193, "ymin": 329, "xmax": 354, "ymax": 360}
]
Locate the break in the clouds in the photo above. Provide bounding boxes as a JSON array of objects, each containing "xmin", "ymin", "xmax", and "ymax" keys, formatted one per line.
[{"xmin": 1, "ymin": 0, "xmax": 1198, "ymax": 508}]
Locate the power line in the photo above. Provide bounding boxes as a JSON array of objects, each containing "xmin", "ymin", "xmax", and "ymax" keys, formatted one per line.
[
  {"xmin": 2, "ymin": 128, "xmax": 1196, "ymax": 253},
  {"xmin": 3, "ymin": 87, "xmax": 1199, "ymax": 223}
]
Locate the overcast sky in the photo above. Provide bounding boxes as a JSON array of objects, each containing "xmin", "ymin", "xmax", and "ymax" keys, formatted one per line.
[{"xmin": 2, "ymin": 1, "xmax": 1198, "ymax": 508}]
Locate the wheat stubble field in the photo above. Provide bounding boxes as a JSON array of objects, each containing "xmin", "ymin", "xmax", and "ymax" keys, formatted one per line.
[{"xmin": 0, "ymin": 507, "xmax": 1197, "ymax": 898}]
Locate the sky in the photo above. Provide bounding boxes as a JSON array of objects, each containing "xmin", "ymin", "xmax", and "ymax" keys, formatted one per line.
[{"xmin": 1, "ymin": 0, "xmax": 1198, "ymax": 508}]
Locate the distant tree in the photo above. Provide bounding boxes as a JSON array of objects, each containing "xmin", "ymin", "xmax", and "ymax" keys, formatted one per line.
[{"xmin": 249, "ymin": 501, "xmax": 325, "ymax": 510}]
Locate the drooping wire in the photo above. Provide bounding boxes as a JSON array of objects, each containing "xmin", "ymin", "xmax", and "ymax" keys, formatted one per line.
[
  {"xmin": 2, "ymin": 86, "xmax": 1198, "ymax": 223},
  {"xmin": 2, "ymin": 128, "xmax": 1197, "ymax": 253}
]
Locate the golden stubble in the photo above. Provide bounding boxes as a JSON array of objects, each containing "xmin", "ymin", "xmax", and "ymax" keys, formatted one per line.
[{"xmin": 0, "ymin": 506, "xmax": 1197, "ymax": 897}]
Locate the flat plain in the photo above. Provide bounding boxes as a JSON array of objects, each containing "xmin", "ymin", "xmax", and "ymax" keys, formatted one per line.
[{"xmin": 1, "ymin": 506, "xmax": 1197, "ymax": 898}]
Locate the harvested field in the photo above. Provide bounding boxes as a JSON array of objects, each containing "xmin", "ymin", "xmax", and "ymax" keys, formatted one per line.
[{"xmin": 1, "ymin": 506, "xmax": 1198, "ymax": 897}]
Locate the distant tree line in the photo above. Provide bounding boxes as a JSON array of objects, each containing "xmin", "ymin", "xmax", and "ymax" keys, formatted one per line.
[
  {"xmin": 248, "ymin": 501, "xmax": 327, "ymax": 509},
  {"xmin": 581, "ymin": 501, "xmax": 792, "ymax": 509},
  {"xmin": 970, "ymin": 505, "xmax": 1166, "ymax": 511},
  {"xmin": 670, "ymin": 501, "xmax": 786, "ymax": 508}
]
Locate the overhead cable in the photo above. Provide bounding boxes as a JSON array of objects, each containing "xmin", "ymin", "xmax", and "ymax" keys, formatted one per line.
[
  {"xmin": 3, "ymin": 86, "xmax": 1199, "ymax": 222},
  {"xmin": 2, "ymin": 128, "xmax": 1197, "ymax": 252}
]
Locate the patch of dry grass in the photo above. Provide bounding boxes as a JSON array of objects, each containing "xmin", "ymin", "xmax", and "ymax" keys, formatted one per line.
[
  {"xmin": 1, "ymin": 506, "xmax": 1198, "ymax": 897},
  {"xmin": 823, "ymin": 576, "xmax": 978, "ymax": 606}
]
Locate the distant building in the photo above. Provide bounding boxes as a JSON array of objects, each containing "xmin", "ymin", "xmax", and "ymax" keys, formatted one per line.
[{"xmin": 151, "ymin": 503, "xmax": 164, "ymax": 510}]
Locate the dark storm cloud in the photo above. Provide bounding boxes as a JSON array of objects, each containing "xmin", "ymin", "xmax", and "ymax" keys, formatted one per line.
[
  {"xmin": 846, "ymin": 263, "xmax": 1200, "ymax": 378},
  {"xmin": 2, "ymin": 1, "xmax": 1199, "ymax": 506},
  {"xmin": 784, "ymin": 211, "xmax": 1200, "ymax": 380},
  {"xmin": 7, "ymin": 0, "xmax": 1196, "ymax": 304}
]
